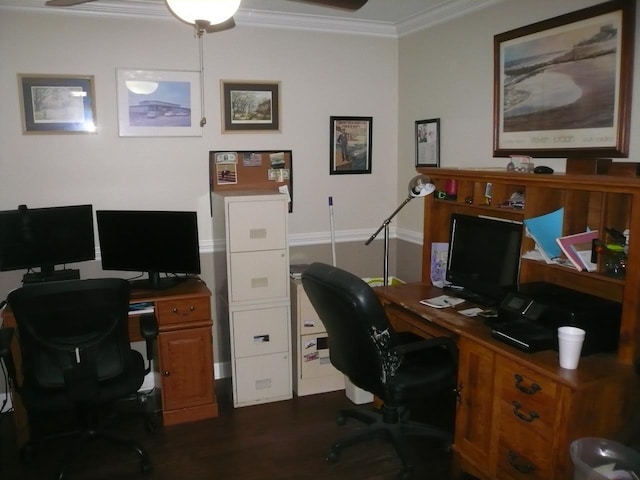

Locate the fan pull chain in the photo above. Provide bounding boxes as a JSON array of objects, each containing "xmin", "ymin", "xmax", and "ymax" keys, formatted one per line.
[{"xmin": 198, "ymin": 29, "xmax": 207, "ymax": 128}]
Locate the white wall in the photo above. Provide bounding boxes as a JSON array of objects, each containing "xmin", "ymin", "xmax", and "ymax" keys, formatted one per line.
[
  {"xmin": 0, "ymin": 10, "xmax": 398, "ymax": 242},
  {"xmin": 397, "ymin": 0, "xmax": 640, "ymax": 234}
]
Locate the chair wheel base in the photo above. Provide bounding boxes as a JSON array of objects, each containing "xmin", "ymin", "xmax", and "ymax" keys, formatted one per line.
[
  {"xmin": 141, "ymin": 459, "xmax": 153, "ymax": 474},
  {"xmin": 326, "ymin": 447, "xmax": 341, "ymax": 464}
]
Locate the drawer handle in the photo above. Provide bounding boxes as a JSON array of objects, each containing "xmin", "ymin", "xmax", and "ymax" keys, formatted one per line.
[
  {"xmin": 163, "ymin": 371, "xmax": 170, "ymax": 377},
  {"xmin": 514, "ymin": 374, "xmax": 541, "ymax": 395},
  {"xmin": 512, "ymin": 400, "xmax": 539, "ymax": 423},
  {"xmin": 508, "ymin": 450, "xmax": 536, "ymax": 474},
  {"xmin": 190, "ymin": 305, "xmax": 195, "ymax": 311},
  {"xmin": 172, "ymin": 308, "xmax": 178, "ymax": 314}
]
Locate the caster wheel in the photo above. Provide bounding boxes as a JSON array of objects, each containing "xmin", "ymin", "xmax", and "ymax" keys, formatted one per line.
[
  {"xmin": 325, "ymin": 448, "xmax": 340, "ymax": 464},
  {"xmin": 141, "ymin": 460, "xmax": 153, "ymax": 474},
  {"xmin": 20, "ymin": 444, "xmax": 35, "ymax": 464}
]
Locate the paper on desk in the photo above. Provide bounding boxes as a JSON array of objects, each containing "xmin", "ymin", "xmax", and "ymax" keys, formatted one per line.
[
  {"xmin": 459, "ymin": 307, "xmax": 484, "ymax": 317},
  {"xmin": 420, "ymin": 295, "xmax": 465, "ymax": 309}
]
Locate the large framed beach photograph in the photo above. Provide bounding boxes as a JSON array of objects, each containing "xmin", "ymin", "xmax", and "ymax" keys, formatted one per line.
[
  {"xmin": 18, "ymin": 74, "xmax": 97, "ymax": 134},
  {"xmin": 493, "ymin": 0, "xmax": 635, "ymax": 158},
  {"xmin": 221, "ymin": 81, "xmax": 280, "ymax": 132},
  {"xmin": 329, "ymin": 116, "xmax": 372, "ymax": 175},
  {"xmin": 116, "ymin": 69, "xmax": 202, "ymax": 137}
]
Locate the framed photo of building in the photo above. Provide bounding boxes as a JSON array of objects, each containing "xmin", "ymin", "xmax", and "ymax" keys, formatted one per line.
[
  {"xmin": 18, "ymin": 74, "xmax": 97, "ymax": 134},
  {"xmin": 221, "ymin": 81, "xmax": 280, "ymax": 132},
  {"xmin": 329, "ymin": 116, "xmax": 372, "ymax": 175},
  {"xmin": 116, "ymin": 69, "xmax": 202, "ymax": 137},
  {"xmin": 415, "ymin": 118, "xmax": 440, "ymax": 167},
  {"xmin": 493, "ymin": 0, "xmax": 634, "ymax": 158}
]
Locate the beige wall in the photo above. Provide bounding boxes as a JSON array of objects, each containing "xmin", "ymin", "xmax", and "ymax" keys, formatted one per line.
[{"xmin": 396, "ymin": 0, "xmax": 640, "ymax": 235}]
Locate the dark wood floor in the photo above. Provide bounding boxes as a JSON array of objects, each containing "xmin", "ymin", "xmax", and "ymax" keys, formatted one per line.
[{"xmin": 1, "ymin": 380, "xmax": 465, "ymax": 480}]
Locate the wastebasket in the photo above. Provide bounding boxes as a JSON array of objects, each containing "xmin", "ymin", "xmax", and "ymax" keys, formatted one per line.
[{"xmin": 570, "ymin": 437, "xmax": 640, "ymax": 480}]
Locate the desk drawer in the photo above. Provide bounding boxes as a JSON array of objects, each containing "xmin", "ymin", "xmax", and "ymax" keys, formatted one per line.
[
  {"xmin": 156, "ymin": 296, "xmax": 211, "ymax": 327},
  {"xmin": 227, "ymin": 200, "xmax": 286, "ymax": 252}
]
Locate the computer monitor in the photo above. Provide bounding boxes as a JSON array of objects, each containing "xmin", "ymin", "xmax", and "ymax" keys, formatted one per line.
[
  {"xmin": 445, "ymin": 213, "xmax": 523, "ymax": 306},
  {"xmin": 96, "ymin": 210, "xmax": 201, "ymax": 290},
  {"xmin": 0, "ymin": 204, "xmax": 96, "ymax": 283}
]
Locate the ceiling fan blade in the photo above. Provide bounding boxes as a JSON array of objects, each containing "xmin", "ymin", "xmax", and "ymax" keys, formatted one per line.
[
  {"xmin": 45, "ymin": 0, "xmax": 98, "ymax": 6},
  {"xmin": 205, "ymin": 17, "xmax": 236, "ymax": 34},
  {"xmin": 287, "ymin": 0, "xmax": 368, "ymax": 11}
]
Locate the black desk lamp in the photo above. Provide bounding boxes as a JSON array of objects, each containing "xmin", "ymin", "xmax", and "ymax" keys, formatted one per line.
[{"xmin": 365, "ymin": 174, "xmax": 436, "ymax": 286}]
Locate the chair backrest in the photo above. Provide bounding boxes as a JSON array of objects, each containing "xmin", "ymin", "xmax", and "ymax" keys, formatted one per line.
[
  {"xmin": 301, "ymin": 263, "xmax": 398, "ymax": 398},
  {"xmin": 7, "ymin": 278, "xmax": 132, "ymax": 401}
]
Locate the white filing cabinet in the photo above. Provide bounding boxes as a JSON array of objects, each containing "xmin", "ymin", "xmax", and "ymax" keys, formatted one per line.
[
  {"xmin": 290, "ymin": 279, "xmax": 345, "ymax": 396},
  {"xmin": 213, "ymin": 191, "xmax": 292, "ymax": 407}
]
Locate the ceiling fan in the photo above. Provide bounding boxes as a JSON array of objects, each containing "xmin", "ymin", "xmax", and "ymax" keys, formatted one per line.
[{"xmin": 45, "ymin": 0, "xmax": 369, "ymax": 33}]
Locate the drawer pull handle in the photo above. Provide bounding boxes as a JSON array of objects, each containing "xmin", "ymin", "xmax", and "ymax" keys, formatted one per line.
[
  {"xmin": 163, "ymin": 371, "xmax": 170, "ymax": 376},
  {"xmin": 512, "ymin": 400, "xmax": 539, "ymax": 423},
  {"xmin": 514, "ymin": 374, "xmax": 541, "ymax": 395},
  {"xmin": 508, "ymin": 450, "xmax": 536, "ymax": 474},
  {"xmin": 190, "ymin": 306, "xmax": 195, "ymax": 311},
  {"xmin": 172, "ymin": 308, "xmax": 178, "ymax": 313}
]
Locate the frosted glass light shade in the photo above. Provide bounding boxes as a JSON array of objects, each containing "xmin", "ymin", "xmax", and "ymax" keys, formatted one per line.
[
  {"xmin": 165, "ymin": 0, "xmax": 241, "ymax": 25},
  {"xmin": 125, "ymin": 81, "xmax": 159, "ymax": 95}
]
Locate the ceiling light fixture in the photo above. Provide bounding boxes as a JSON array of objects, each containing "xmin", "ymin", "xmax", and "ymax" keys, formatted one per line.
[{"xmin": 165, "ymin": 0, "xmax": 241, "ymax": 31}]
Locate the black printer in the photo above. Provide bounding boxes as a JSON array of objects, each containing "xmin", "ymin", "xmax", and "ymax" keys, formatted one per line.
[{"xmin": 490, "ymin": 282, "xmax": 621, "ymax": 355}]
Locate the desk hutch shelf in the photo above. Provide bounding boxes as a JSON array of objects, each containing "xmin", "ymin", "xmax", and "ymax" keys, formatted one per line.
[{"xmin": 418, "ymin": 167, "xmax": 640, "ymax": 364}]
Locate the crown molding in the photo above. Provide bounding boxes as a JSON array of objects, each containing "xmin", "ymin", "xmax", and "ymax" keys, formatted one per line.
[{"xmin": 1, "ymin": 0, "xmax": 502, "ymax": 38}]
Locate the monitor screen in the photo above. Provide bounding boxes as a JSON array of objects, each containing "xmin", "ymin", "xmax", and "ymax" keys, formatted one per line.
[
  {"xmin": 96, "ymin": 210, "xmax": 201, "ymax": 289},
  {"xmin": 0, "ymin": 204, "xmax": 95, "ymax": 282},
  {"xmin": 446, "ymin": 213, "xmax": 523, "ymax": 305}
]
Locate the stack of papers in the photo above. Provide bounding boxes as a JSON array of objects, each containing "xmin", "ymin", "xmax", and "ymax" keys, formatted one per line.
[{"xmin": 419, "ymin": 295, "xmax": 465, "ymax": 309}]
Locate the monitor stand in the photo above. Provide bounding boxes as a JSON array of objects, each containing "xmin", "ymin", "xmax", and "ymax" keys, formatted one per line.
[
  {"xmin": 22, "ymin": 268, "xmax": 80, "ymax": 284},
  {"xmin": 129, "ymin": 272, "xmax": 185, "ymax": 291}
]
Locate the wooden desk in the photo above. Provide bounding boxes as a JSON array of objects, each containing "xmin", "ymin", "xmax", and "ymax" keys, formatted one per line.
[
  {"xmin": 2, "ymin": 278, "xmax": 218, "ymax": 448},
  {"xmin": 375, "ymin": 282, "xmax": 639, "ymax": 480}
]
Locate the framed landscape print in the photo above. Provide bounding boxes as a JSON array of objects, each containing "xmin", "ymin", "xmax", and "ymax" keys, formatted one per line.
[
  {"xmin": 221, "ymin": 81, "xmax": 280, "ymax": 132},
  {"xmin": 329, "ymin": 116, "xmax": 372, "ymax": 175},
  {"xmin": 493, "ymin": 0, "xmax": 635, "ymax": 158},
  {"xmin": 18, "ymin": 74, "xmax": 97, "ymax": 134}
]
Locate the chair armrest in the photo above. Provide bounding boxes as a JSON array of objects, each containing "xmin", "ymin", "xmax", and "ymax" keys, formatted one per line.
[
  {"xmin": 0, "ymin": 328, "xmax": 18, "ymax": 388},
  {"xmin": 392, "ymin": 335, "xmax": 458, "ymax": 367},
  {"xmin": 139, "ymin": 313, "xmax": 158, "ymax": 340},
  {"xmin": 139, "ymin": 314, "xmax": 158, "ymax": 372},
  {"xmin": 0, "ymin": 327, "xmax": 14, "ymax": 358}
]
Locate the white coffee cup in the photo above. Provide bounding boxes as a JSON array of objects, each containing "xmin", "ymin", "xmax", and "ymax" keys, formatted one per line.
[{"xmin": 557, "ymin": 326, "xmax": 586, "ymax": 369}]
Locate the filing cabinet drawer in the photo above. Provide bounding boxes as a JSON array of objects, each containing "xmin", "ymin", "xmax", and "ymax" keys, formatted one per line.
[
  {"xmin": 298, "ymin": 291, "xmax": 326, "ymax": 335},
  {"xmin": 227, "ymin": 200, "xmax": 287, "ymax": 252},
  {"xmin": 229, "ymin": 250, "xmax": 288, "ymax": 302},
  {"xmin": 234, "ymin": 352, "xmax": 292, "ymax": 405},
  {"xmin": 299, "ymin": 333, "xmax": 337, "ymax": 379},
  {"xmin": 156, "ymin": 296, "xmax": 211, "ymax": 327},
  {"xmin": 232, "ymin": 306, "xmax": 289, "ymax": 358}
]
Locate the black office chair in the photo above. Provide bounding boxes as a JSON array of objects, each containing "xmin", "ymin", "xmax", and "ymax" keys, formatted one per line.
[
  {"xmin": 0, "ymin": 278, "xmax": 158, "ymax": 480},
  {"xmin": 301, "ymin": 263, "xmax": 458, "ymax": 479}
]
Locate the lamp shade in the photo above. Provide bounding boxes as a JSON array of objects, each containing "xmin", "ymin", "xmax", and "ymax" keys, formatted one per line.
[
  {"xmin": 408, "ymin": 174, "xmax": 436, "ymax": 198},
  {"xmin": 165, "ymin": 0, "xmax": 241, "ymax": 25}
]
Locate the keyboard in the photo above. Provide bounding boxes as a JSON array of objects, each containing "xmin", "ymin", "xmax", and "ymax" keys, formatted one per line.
[{"xmin": 444, "ymin": 286, "xmax": 498, "ymax": 307}]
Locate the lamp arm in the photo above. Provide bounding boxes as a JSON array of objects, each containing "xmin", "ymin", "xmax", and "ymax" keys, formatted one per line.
[{"xmin": 365, "ymin": 195, "xmax": 413, "ymax": 245}]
